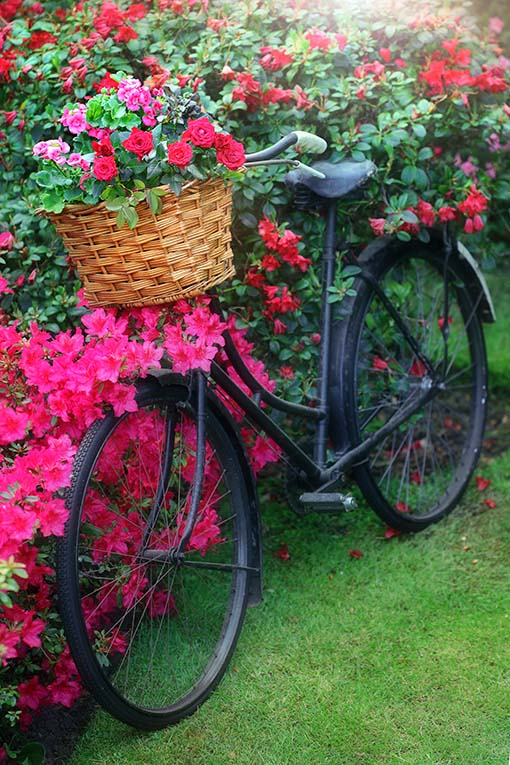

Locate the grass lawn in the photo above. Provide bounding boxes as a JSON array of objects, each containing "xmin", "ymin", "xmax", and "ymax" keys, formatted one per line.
[{"xmin": 70, "ymin": 269, "xmax": 510, "ymax": 765}]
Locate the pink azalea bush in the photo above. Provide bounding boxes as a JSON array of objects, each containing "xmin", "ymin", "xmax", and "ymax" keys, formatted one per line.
[{"xmin": 0, "ymin": 296, "xmax": 278, "ymax": 757}]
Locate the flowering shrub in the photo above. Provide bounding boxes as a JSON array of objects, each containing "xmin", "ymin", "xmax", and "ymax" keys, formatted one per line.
[
  {"xmin": 0, "ymin": 0, "xmax": 509, "ymax": 757},
  {"xmin": 0, "ymin": 295, "xmax": 280, "ymax": 757},
  {"xmin": 31, "ymin": 75, "xmax": 245, "ymax": 227}
]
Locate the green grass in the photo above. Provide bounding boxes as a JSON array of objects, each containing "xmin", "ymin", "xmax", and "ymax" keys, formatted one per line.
[
  {"xmin": 70, "ymin": 459, "xmax": 510, "ymax": 765},
  {"xmin": 484, "ymin": 268, "xmax": 510, "ymax": 389},
  {"xmin": 70, "ymin": 272, "xmax": 510, "ymax": 765}
]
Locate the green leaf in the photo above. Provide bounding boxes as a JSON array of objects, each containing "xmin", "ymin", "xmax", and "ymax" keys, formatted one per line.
[
  {"xmin": 415, "ymin": 168, "xmax": 429, "ymax": 190},
  {"xmin": 104, "ymin": 198, "xmax": 124, "ymax": 211},
  {"xmin": 17, "ymin": 742, "xmax": 45, "ymax": 765},
  {"xmin": 40, "ymin": 191, "xmax": 65, "ymax": 213},
  {"xmin": 413, "ymin": 124, "xmax": 427, "ymax": 139},
  {"xmin": 418, "ymin": 147, "xmax": 434, "ymax": 161},
  {"xmin": 401, "ymin": 209, "xmax": 419, "ymax": 224},
  {"xmin": 124, "ymin": 206, "xmax": 139, "ymax": 229},
  {"xmin": 146, "ymin": 189, "xmax": 162, "ymax": 215},
  {"xmin": 401, "ymin": 166, "xmax": 416, "ymax": 185}
]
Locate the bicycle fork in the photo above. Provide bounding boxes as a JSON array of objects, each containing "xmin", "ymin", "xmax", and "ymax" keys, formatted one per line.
[{"xmin": 139, "ymin": 371, "xmax": 207, "ymax": 564}]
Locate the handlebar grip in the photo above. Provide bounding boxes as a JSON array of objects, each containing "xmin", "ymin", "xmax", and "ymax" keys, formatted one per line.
[
  {"xmin": 293, "ymin": 131, "xmax": 328, "ymax": 154},
  {"xmin": 244, "ymin": 131, "xmax": 328, "ymax": 163}
]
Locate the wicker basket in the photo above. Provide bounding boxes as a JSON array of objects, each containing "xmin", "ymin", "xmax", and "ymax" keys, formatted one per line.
[{"xmin": 48, "ymin": 178, "xmax": 235, "ymax": 307}]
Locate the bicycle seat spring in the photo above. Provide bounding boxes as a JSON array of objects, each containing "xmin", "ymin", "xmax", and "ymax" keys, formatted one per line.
[{"xmin": 293, "ymin": 183, "xmax": 319, "ymax": 211}]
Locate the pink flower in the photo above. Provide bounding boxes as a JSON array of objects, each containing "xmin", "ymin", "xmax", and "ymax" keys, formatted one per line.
[
  {"xmin": 60, "ymin": 104, "xmax": 88, "ymax": 135},
  {"xmin": 17, "ymin": 677, "xmax": 48, "ymax": 712},
  {"xmin": 369, "ymin": 218, "xmax": 386, "ymax": 236},
  {"xmin": 0, "ymin": 404, "xmax": 29, "ymax": 443},
  {"xmin": 489, "ymin": 16, "xmax": 504, "ymax": 36}
]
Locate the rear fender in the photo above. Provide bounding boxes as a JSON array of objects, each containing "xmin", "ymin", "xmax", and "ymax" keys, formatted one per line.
[
  {"xmin": 350, "ymin": 231, "xmax": 495, "ymax": 322},
  {"xmin": 148, "ymin": 369, "xmax": 263, "ymax": 607}
]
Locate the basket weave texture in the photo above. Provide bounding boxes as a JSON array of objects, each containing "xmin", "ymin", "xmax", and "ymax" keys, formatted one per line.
[{"xmin": 49, "ymin": 178, "xmax": 235, "ymax": 307}]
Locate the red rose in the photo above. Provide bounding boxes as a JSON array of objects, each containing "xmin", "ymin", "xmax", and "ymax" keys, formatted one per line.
[
  {"xmin": 215, "ymin": 134, "xmax": 245, "ymax": 170},
  {"xmin": 167, "ymin": 141, "xmax": 193, "ymax": 168},
  {"xmin": 182, "ymin": 118, "xmax": 216, "ymax": 148},
  {"xmin": 122, "ymin": 127, "xmax": 154, "ymax": 160},
  {"xmin": 91, "ymin": 135, "xmax": 114, "ymax": 156},
  {"xmin": 93, "ymin": 155, "xmax": 118, "ymax": 181}
]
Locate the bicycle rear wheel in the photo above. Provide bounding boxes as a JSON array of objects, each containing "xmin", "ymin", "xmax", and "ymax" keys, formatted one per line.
[
  {"xmin": 57, "ymin": 382, "xmax": 252, "ymax": 729},
  {"xmin": 339, "ymin": 243, "xmax": 487, "ymax": 531}
]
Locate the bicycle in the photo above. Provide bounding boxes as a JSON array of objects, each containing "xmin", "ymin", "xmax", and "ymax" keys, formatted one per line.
[{"xmin": 56, "ymin": 131, "xmax": 493, "ymax": 730}]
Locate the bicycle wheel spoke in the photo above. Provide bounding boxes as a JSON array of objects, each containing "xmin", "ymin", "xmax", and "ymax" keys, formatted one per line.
[{"xmin": 343, "ymin": 246, "xmax": 487, "ymax": 529}]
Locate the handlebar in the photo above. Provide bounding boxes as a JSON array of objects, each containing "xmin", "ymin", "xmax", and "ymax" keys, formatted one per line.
[{"xmin": 244, "ymin": 131, "xmax": 327, "ymax": 163}]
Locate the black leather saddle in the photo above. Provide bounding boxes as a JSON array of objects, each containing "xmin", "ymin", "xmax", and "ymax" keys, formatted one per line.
[{"xmin": 286, "ymin": 159, "xmax": 377, "ymax": 199}]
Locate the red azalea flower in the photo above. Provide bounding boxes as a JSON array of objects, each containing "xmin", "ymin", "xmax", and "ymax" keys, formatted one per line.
[
  {"xmin": 416, "ymin": 199, "xmax": 436, "ymax": 226},
  {"xmin": 279, "ymin": 366, "xmax": 294, "ymax": 380},
  {"xmin": 259, "ymin": 46, "xmax": 294, "ymax": 71},
  {"xmin": 437, "ymin": 316, "xmax": 452, "ymax": 331},
  {"xmin": 409, "ymin": 359, "xmax": 427, "ymax": 377},
  {"xmin": 275, "ymin": 543, "xmax": 290, "ymax": 560},
  {"xmin": 384, "ymin": 526, "xmax": 402, "ymax": 539},
  {"xmin": 475, "ymin": 476, "xmax": 491, "ymax": 492},
  {"xmin": 458, "ymin": 185, "xmax": 489, "ymax": 217},
  {"xmin": 114, "ymin": 25, "xmax": 138, "ymax": 42},
  {"xmin": 369, "ymin": 217, "xmax": 386, "ymax": 236},
  {"xmin": 372, "ymin": 356, "xmax": 389, "ymax": 371},
  {"xmin": 27, "ymin": 30, "xmax": 58, "ymax": 50},
  {"xmin": 438, "ymin": 205, "xmax": 457, "ymax": 222}
]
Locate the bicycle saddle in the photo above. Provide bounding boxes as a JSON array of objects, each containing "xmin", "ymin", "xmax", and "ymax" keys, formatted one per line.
[{"xmin": 286, "ymin": 159, "xmax": 377, "ymax": 199}]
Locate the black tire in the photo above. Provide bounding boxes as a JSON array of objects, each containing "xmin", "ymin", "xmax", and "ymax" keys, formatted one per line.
[
  {"xmin": 340, "ymin": 244, "xmax": 487, "ymax": 531},
  {"xmin": 57, "ymin": 382, "xmax": 252, "ymax": 730}
]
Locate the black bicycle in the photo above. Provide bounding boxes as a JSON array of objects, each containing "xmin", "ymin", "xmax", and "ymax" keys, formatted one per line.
[{"xmin": 57, "ymin": 131, "xmax": 493, "ymax": 729}]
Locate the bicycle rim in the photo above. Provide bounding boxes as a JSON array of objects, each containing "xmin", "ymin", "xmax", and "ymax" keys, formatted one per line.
[
  {"xmin": 343, "ymin": 246, "xmax": 487, "ymax": 531},
  {"xmin": 57, "ymin": 383, "xmax": 250, "ymax": 729}
]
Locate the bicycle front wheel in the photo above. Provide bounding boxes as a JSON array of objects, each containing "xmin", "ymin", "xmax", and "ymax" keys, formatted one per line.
[
  {"xmin": 57, "ymin": 382, "xmax": 252, "ymax": 730},
  {"xmin": 340, "ymin": 243, "xmax": 488, "ymax": 531}
]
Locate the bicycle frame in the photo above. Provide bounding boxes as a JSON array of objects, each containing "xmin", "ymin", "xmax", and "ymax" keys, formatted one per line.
[{"xmin": 207, "ymin": 201, "xmax": 447, "ymax": 491}]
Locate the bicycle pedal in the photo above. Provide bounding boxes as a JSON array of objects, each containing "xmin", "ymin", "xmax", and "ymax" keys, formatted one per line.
[{"xmin": 298, "ymin": 492, "xmax": 357, "ymax": 514}]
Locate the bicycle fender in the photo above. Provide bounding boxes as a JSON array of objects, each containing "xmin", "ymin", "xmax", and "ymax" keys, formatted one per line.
[
  {"xmin": 148, "ymin": 369, "xmax": 263, "ymax": 607},
  {"xmin": 350, "ymin": 231, "xmax": 495, "ymax": 323},
  {"xmin": 456, "ymin": 240, "xmax": 495, "ymax": 323}
]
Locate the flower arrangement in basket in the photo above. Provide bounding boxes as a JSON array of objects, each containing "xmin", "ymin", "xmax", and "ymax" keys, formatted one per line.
[{"xmin": 30, "ymin": 74, "xmax": 246, "ymax": 307}]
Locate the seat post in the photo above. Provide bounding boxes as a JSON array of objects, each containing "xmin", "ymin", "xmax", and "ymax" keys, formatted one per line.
[{"xmin": 314, "ymin": 200, "xmax": 337, "ymax": 469}]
